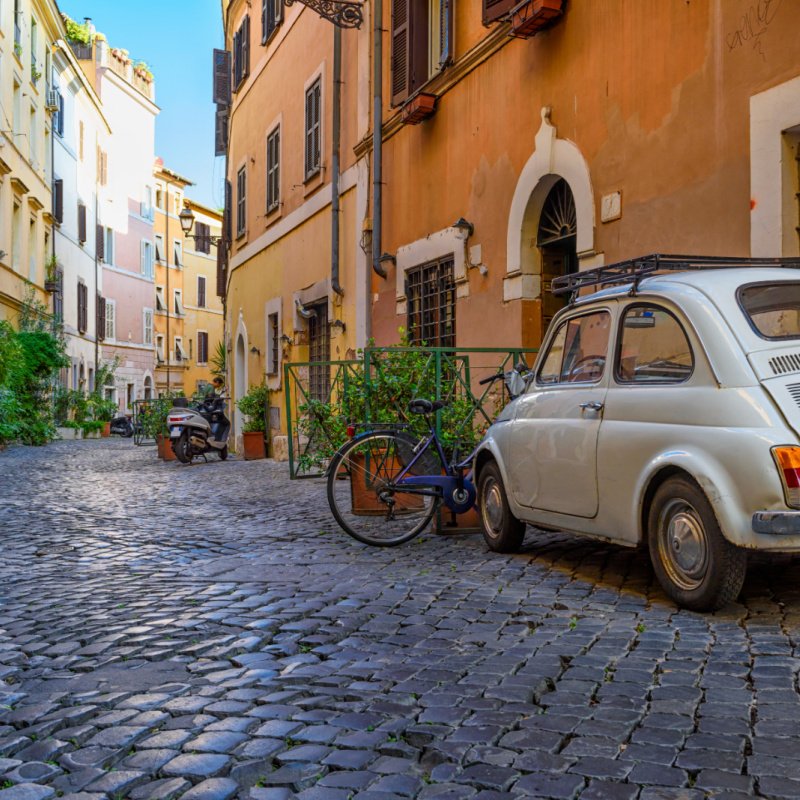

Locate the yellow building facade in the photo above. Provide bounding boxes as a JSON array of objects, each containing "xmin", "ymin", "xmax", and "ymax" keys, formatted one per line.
[{"xmin": 0, "ymin": 0, "xmax": 62, "ymax": 322}]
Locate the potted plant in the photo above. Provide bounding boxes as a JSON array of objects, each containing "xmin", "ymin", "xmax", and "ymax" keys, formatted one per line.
[
  {"xmin": 44, "ymin": 256, "xmax": 59, "ymax": 293},
  {"xmin": 145, "ymin": 395, "xmax": 179, "ymax": 460},
  {"xmin": 237, "ymin": 383, "xmax": 268, "ymax": 460}
]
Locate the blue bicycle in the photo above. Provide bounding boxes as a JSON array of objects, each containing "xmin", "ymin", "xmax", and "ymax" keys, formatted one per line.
[{"xmin": 326, "ymin": 366, "xmax": 529, "ymax": 546}]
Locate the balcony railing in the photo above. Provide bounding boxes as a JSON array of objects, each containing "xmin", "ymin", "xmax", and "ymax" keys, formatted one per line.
[{"xmin": 69, "ymin": 41, "xmax": 93, "ymax": 60}]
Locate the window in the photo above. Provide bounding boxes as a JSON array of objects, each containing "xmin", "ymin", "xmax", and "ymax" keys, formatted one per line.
[
  {"xmin": 267, "ymin": 125, "xmax": 280, "ymax": 212},
  {"xmin": 54, "ymin": 92, "xmax": 64, "ymax": 137},
  {"xmin": 616, "ymin": 305, "xmax": 693, "ymax": 383},
  {"xmin": 141, "ymin": 240, "xmax": 154, "ymax": 278},
  {"xmin": 78, "ymin": 120, "xmax": 84, "ymax": 160},
  {"xmin": 104, "ymin": 227, "xmax": 114, "ymax": 265},
  {"xmin": 141, "ymin": 186, "xmax": 153, "ymax": 220},
  {"xmin": 267, "ymin": 311, "xmax": 279, "ymax": 375},
  {"xmin": 308, "ymin": 301, "xmax": 330, "ymax": 402},
  {"xmin": 11, "ymin": 199, "xmax": 20, "ymax": 270},
  {"xmin": 13, "ymin": 0, "xmax": 21, "ymax": 49},
  {"xmin": 53, "ymin": 178, "xmax": 63, "ymax": 223},
  {"xmin": 155, "ymin": 285, "xmax": 166, "ymax": 312},
  {"xmin": 96, "ymin": 147, "xmax": 108, "ymax": 186},
  {"xmin": 739, "ymin": 283, "xmax": 800, "ymax": 340},
  {"xmin": 30, "ymin": 18, "xmax": 37, "ymax": 80},
  {"xmin": 233, "ymin": 15, "xmax": 250, "ymax": 89},
  {"xmin": 538, "ymin": 311, "xmax": 611, "ymax": 385},
  {"xmin": 406, "ymin": 257, "xmax": 455, "ymax": 347},
  {"xmin": 197, "ymin": 275, "xmax": 207, "ymax": 308},
  {"xmin": 174, "ymin": 289, "xmax": 184, "ymax": 316},
  {"xmin": 197, "ymin": 331, "xmax": 209, "ymax": 364},
  {"xmin": 236, "ymin": 166, "xmax": 246, "ymax": 236},
  {"xmin": 53, "ymin": 268, "xmax": 63, "ymax": 322},
  {"xmin": 390, "ymin": 0, "xmax": 453, "ymax": 105},
  {"xmin": 173, "ymin": 239, "xmax": 183, "ymax": 268},
  {"xmin": 156, "ymin": 186, "xmax": 164, "ymax": 210},
  {"xmin": 262, "ymin": 0, "xmax": 283, "ymax": 43},
  {"xmin": 175, "ymin": 337, "xmax": 187, "ymax": 362},
  {"xmin": 482, "ymin": 0, "xmax": 515, "ymax": 25},
  {"xmin": 29, "ymin": 105, "xmax": 36, "ymax": 164},
  {"xmin": 195, "ymin": 221, "xmax": 211, "ymax": 254},
  {"xmin": 77, "ymin": 281, "xmax": 88, "ymax": 334},
  {"xmin": 104, "ymin": 299, "xmax": 116, "ymax": 341},
  {"xmin": 156, "ymin": 334, "xmax": 165, "ymax": 362},
  {"xmin": 143, "ymin": 308, "xmax": 153, "ymax": 345},
  {"xmin": 77, "ymin": 202, "xmax": 87, "ymax": 243},
  {"xmin": 304, "ymin": 78, "xmax": 321, "ymax": 178},
  {"xmin": 154, "ymin": 233, "xmax": 164, "ymax": 264}
]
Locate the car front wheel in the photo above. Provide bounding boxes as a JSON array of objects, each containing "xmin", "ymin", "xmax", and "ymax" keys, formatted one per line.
[
  {"xmin": 478, "ymin": 461, "xmax": 526, "ymax": 553},
  {"xmin": 648, "ymin": 476, "xmax": 746, "ymax": 611}
]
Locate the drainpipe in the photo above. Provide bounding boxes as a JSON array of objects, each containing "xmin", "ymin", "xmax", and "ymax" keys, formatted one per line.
[
  {"xmin": 165, "ymin": 180, "xmax": 171, "ymax": 394},
  {"xmin": 331, "ymin": 25, "xmax": 344, "ymax": 297},
  {"xmin": 94, "ymin": 186, "xmax": 99, "ymax": 380},
  {"xmin": 371, "ymin": 0, "xmax": 386, "ymax": 280}
]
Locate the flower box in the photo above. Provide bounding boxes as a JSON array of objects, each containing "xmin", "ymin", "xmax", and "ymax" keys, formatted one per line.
[
  {"xmin": 243, "ymin": 431, "xmax": 266, "ymax": 460},
  {"xmin": 44, "ymin": 280, "xmax": 59, "ymax": 293},
  {"xmin": 402, "ymin": 92, "xmax": 437, "ymax": 125},
  {"xmin": 510, "ymin": 0, "xmax": 564, "ymax": 37}
]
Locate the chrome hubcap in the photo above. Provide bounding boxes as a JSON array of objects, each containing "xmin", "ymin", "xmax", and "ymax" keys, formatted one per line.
[
  {"xmin": 659, "ymin": 500, "xmax": 708, "ymax": 590},
  {"xmin": 483, "ymin": 481, "xmax": 504, "ymax": 534}
]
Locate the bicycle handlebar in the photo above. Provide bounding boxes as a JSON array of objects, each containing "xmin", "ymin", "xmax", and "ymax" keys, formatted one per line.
[{"xmin": 479, "ymin": 371, "xmax": 505, "ymax": 385}]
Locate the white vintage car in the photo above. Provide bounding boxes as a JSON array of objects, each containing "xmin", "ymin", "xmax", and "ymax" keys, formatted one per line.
[{"xmin": 474, "ymin": 256, "xmax": 800, "ymax": 610}]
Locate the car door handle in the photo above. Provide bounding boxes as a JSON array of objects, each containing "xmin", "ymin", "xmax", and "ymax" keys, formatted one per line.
[{"xmin": 579, "ymin": 401, "xmax": 604, "ymax": 411}]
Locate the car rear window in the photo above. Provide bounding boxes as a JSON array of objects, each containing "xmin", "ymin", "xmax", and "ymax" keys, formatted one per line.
[{"xmin": 739, "ymin": 282, "xmax": 800, "ymax": 340}]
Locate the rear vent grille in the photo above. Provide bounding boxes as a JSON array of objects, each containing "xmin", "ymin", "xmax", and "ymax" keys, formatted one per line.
[
  {"xmin": 770, "ymin": 353, "xmax": 800, "ymax": 375},
  {"xmin": 788, "ymin": 383, "xmax": 800, "ymax": 408}
]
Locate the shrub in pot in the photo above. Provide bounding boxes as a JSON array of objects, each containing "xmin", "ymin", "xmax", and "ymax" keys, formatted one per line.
[{"xmin": 237, "ymin": 383, "xmax": 268, "ymax": 460}]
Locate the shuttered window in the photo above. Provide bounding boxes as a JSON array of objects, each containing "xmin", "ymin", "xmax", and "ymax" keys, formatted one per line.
[
  {"xmin": 262, "ymin": 0, "xmax": 283, "ymax": 44},
  {"xmin": 267, "ymin": 126, "xmax": 280, "ymax": 212},
  {"xmin": 304, "ymin": 78, "xmax": 321, "ymax": 179},
  {"xmin": 104, "ymin": 298, "xmax": 115, "ymax": 341},
  {"xmin": 197, "ymin": 275, "xmax": 207, "ymax": 308},
  {"xmin": 77, "ymin": 281, "xmax": 88, "ymax": 334},
  {"xmin": 216, "ymin": 240, "xmax": 227, "ymax": 299},
  {"xmin": 212, "ymin": 48, "xmax": 232, "ymax": 106},
  {"xmin": 236, "ymin": 167, "xmax": 247, "ymax": 236},
  {"xmin": 233, "ymin": 15, "xmax": 250, "ymax": 90},
  {"xmin": 224, "ymin": 179, "xmax": 233, "ymax": 243},
  {"xmin": 53, "ymin": 269, "xmax": 63, "ymax": 322},
  {"xmin": 215, "ymin": 108, "xmax": 229, "ymax": 157},
  {"xmin": 195, "ymin": 221, "xmax": 211, "ymax": 254},
  {"xmin": 391, "ymin": 0, "xmax": 411, "ymax": 105},
  {"xmin": 197, "ymin": 331, "xmax": 209, "ymax": 364},
  {"xmin": 406, "ymin": 257, "xmax": 456, "ymax": 347},
  {"xmin": 482, "ymin": 0, "xmax": 516, "ymax": 24},
  {"xmin": 77, "ymin": 203, "xmax": 87, "ymax": 244},
  {"xmin": 143, "ymin": 309, "xmax": 153, "ymax": 346},
  {"xmin": 53, "ymin": 178, "xmax": 63, "ymax": 224},
  {"xmin": 97, "ymin": 295, "xmax": 106, "ymax": 341},
  {"xmin": 96, "ymin": 224, "xmax": 105, "ymax": 262}
]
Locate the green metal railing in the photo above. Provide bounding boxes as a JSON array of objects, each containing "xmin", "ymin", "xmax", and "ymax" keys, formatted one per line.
[{"xmin": 284, "ymin": 346, "xmax": 537, "ymax": 479}]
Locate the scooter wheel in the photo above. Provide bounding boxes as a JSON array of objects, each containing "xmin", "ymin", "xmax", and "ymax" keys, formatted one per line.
[
  {"xmin": 219, "ymin": 445, "xmax": 228, "ymax": 461},
  {"xmin": 174, "ymin": 431, "xmax": 192, "ymax": 464}
]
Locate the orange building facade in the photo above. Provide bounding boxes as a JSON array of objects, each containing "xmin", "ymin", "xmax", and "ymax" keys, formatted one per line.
[{"xmin": 221, "ymin": 0, "xmax": 800, "ymax": 449}]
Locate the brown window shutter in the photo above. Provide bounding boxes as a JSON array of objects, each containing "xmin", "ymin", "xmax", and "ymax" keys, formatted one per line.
[
  {"xmin": 243, "ymin": 15, "xmax": 250, "ymax": 79},
  {"xmin": 224, "ymin": 180, "xmax": 232, "ymax": 243},
  {"xmin": 96, "ymin": 225, "xmax": 105, "ymax": 262},
  {"xmin": 213, "ymin": 49, "xmax": 232, "ymax": 106},
  {"xmin": 390, "ymin": 0, "xmax": 411, "ymax": 106},
  {"xmin": 78, "ymin": 203, "xmax": 87, "ymax": 244},
  {"xmin": 78, "ymin": 282, "xmax": 87, "ymax": 333},
  {"xmin": 483, "ymin": 0, "xmax": 516, "ymax": 24},
  {"xmin": 216, "ymin": 242, "xmax": 227, "ymax": 298},
  {"xmin": 261, "ymin": 0, "xmax": 268, "ymax": 43},
  {"xmin": 439, "ymin": 0, "xmax": 454, "ymax": 67},
  {"xmin": 97, "ymin": 294, "xmax": 106, "ymax": 341},
  {"xmin": 53, "ymin": 179, "xmax": 63, "ymax": 223}
]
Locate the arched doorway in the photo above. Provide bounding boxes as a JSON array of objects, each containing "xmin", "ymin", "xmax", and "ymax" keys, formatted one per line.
[
  {"xmin": 143, "ymin": 376, "xmax": 153, "ymax": 401},
  {"xmin": 235, "ymin": 333, "xmax": 246, "ymax": 439},
  {"xmin": 538, "ymin": 178, "xmax": 577, "ymax": 338}
]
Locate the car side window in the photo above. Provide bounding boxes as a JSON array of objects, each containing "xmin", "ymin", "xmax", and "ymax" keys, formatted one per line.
[
  {"xmin": 615, "ymin": 305, "xmax": 694, "ymax": 383},
  {"xmin": 537, "ymin": 311, "xmax": 611, "ymax": 385}
]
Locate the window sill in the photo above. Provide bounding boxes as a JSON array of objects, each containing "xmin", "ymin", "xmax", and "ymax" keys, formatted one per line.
[{"xmin": 303, "ymin": 168, "xmax": 324, "ymax": 197}]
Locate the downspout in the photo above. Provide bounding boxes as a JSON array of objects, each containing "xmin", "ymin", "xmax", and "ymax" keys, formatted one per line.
[
  {"xmin": 94, "ymin": 180, "xmax": 99, "ymax": 378},
  {"xmin": 331, "ymin": 24, "xmax": 344, "ymax": 296},
  {"xmin": 371, "ymin": 0, "xmax": 386, "ymax": 280}
]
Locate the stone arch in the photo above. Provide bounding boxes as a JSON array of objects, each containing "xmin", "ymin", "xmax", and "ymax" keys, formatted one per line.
[
  {"xmin": 143, "ymin": 372, "xmax": 154, "ymax": 401},
  {"xmin": 504, "ymin": 107, "xmax": 596, "ymax": 302}
]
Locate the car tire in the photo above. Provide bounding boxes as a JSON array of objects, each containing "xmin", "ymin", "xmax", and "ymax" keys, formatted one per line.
[
  {"xmin": 478, "ymin": 461, "xmax": 526, "ymax": 553},
  {"xmin": 647, "ymin": 476, "xmax": 746, "ymax": 611}
]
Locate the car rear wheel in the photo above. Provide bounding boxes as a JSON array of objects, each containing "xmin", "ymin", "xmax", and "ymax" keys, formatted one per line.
[
  {"xmin": 648, "ymin": 476, "xmax": 746, "ymax": 611},
  {"xmin": 478, "ymin": 461, "xmax": 526, "ymax": 553}
]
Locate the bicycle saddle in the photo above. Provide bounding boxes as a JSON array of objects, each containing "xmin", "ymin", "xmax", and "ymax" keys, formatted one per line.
[{"xmin": 408, "ymin": 398, "xmax": 448, "ymax": 415}]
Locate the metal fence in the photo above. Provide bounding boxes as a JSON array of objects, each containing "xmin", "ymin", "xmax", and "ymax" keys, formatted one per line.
[{"xmin": 284, "ymin": 346, "xmax": 537, "ymax": 479}]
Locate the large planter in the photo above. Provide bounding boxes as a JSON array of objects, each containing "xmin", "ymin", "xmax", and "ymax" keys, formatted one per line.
[
  {"xmin": 402, "ymin": 92, "xmax": 437, "ymax": 125},
  {"xmin": 243, "ymin": 431, "xmax": 266, "ymax": 460},
  {"xmin": 57, "ymin": 426, "xmax": 82, "ymax": 440},
  {"xmin": 349, "ymin": 451, "xmax": 424, "ymax": 515},
  {"xmin": 84, "ymin": 429, "xmax": 101, "ymax": 440},
  {"xmin": 156, "ymin": 434, "xmax": 177, "ymax": 461},
  {"xmin": 101, "ymin": 422, "xmax": 111, "ymax": 438}
]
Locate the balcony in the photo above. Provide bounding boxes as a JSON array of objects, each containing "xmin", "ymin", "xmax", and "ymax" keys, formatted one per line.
[
  {"xmin": 509, "ymin": 0, "xmax": 564, "ymax": 38},
  {"xmin": 69, "ymin": 41, "xmax": 93, "ymax": 60}
]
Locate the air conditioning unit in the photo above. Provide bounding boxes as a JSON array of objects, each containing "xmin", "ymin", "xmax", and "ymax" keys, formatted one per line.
[{"xmin": 45, "ymin": 88, "xmax": 59, "ymax": 112}]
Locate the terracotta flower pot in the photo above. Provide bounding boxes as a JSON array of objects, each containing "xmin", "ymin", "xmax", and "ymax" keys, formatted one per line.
[
  {"xmin": 243, "ymin": 430, "xmax": 266, "ymax": 460},
  {"xmin": 348, "ymin": 451, "xmax": 425, "ymax": 515},
  {"xmin": 156, "ymin": 434, "xmax": 176, "ymax": 461},
  {"xmin": 101, "ymin": 421, "xmax": 111, "ymax": 437}
]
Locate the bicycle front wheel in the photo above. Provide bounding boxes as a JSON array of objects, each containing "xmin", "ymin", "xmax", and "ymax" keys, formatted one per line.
[{"xmin": 327, "ymin": 431, "xmax": 440, "ymax": 546}]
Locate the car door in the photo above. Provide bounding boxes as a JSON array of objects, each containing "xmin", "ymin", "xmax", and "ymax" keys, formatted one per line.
[{"xmin": 508, "ymin": 308, "xmax": 612, "ymax": 517}]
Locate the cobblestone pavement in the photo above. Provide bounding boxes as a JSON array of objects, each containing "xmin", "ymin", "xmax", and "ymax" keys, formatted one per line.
[{"xmin": 1, "ymin": 441, "xmax": 800, "ymax": 800}]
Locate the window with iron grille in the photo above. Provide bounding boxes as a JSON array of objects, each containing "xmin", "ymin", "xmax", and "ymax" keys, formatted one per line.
[
  {"xmin": 262, "ymin": 0, "xmax": 283, "ymax": 43},
  {"xmin": 304, "ymin": 78, "xmax": 321, "ymax": 179},
  {"xmin": 266, "ymin": 126, "xmax": 280, "ymax": 212},
  {"xmin": 308, "ymin": 301, "xmax": 330, "ymax": 402},
  {"xmin": 236, "ymin": 166, "xmax": 246, "ymax": 236},
  {"xmin": 406, "ymin": 257, "xmax": 456, "ymax": 347}
]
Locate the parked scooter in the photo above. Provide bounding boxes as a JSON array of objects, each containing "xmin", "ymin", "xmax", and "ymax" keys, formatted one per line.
[
  {"xmin": 109, "ymin": 413, "xmax": 134, "ymax": 438},
  {"xmin": 167, "ymin": 396, "xmax": 230, "ymax": 463}
]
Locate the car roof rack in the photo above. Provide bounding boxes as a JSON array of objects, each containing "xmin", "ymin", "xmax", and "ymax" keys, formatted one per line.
[{"xmin": 552, "ymin": 253, "xmax": 800, "ymax": 300}]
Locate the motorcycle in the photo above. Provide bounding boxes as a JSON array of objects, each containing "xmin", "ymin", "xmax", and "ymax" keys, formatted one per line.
[
  {"xmin": 167, "ymin": 396, "xmax": 231, "ymax": 463},
  {"xmin": 109, "ymin": 413, "xmax": 134, "ymax": 438}
]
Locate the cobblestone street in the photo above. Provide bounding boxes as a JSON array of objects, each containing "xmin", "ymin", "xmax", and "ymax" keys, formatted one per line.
[{"xmin": 1, "ymin": 440, "xmax": 800, "ymax": 800}]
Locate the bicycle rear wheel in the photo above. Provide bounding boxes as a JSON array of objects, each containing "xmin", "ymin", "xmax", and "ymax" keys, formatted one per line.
[{"xmin": 327, "ymin": 431, "xmax": 440, "ymax": 546}]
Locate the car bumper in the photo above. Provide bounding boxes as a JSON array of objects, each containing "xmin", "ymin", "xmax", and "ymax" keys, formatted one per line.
[{"xmin": 752, "ymin": 511, "xmax": 800, "ymax": 535}]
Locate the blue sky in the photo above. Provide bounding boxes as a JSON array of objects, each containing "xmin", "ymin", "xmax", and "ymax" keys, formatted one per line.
[{"xmin": 60, "ymin": 0, "xmax": 224, "ymax": 210}]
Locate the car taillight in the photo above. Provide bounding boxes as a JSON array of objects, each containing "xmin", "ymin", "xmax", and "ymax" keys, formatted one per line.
[{"xmin": 772, "ymin": 446, "xmax": 800, "ymax": 508}]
